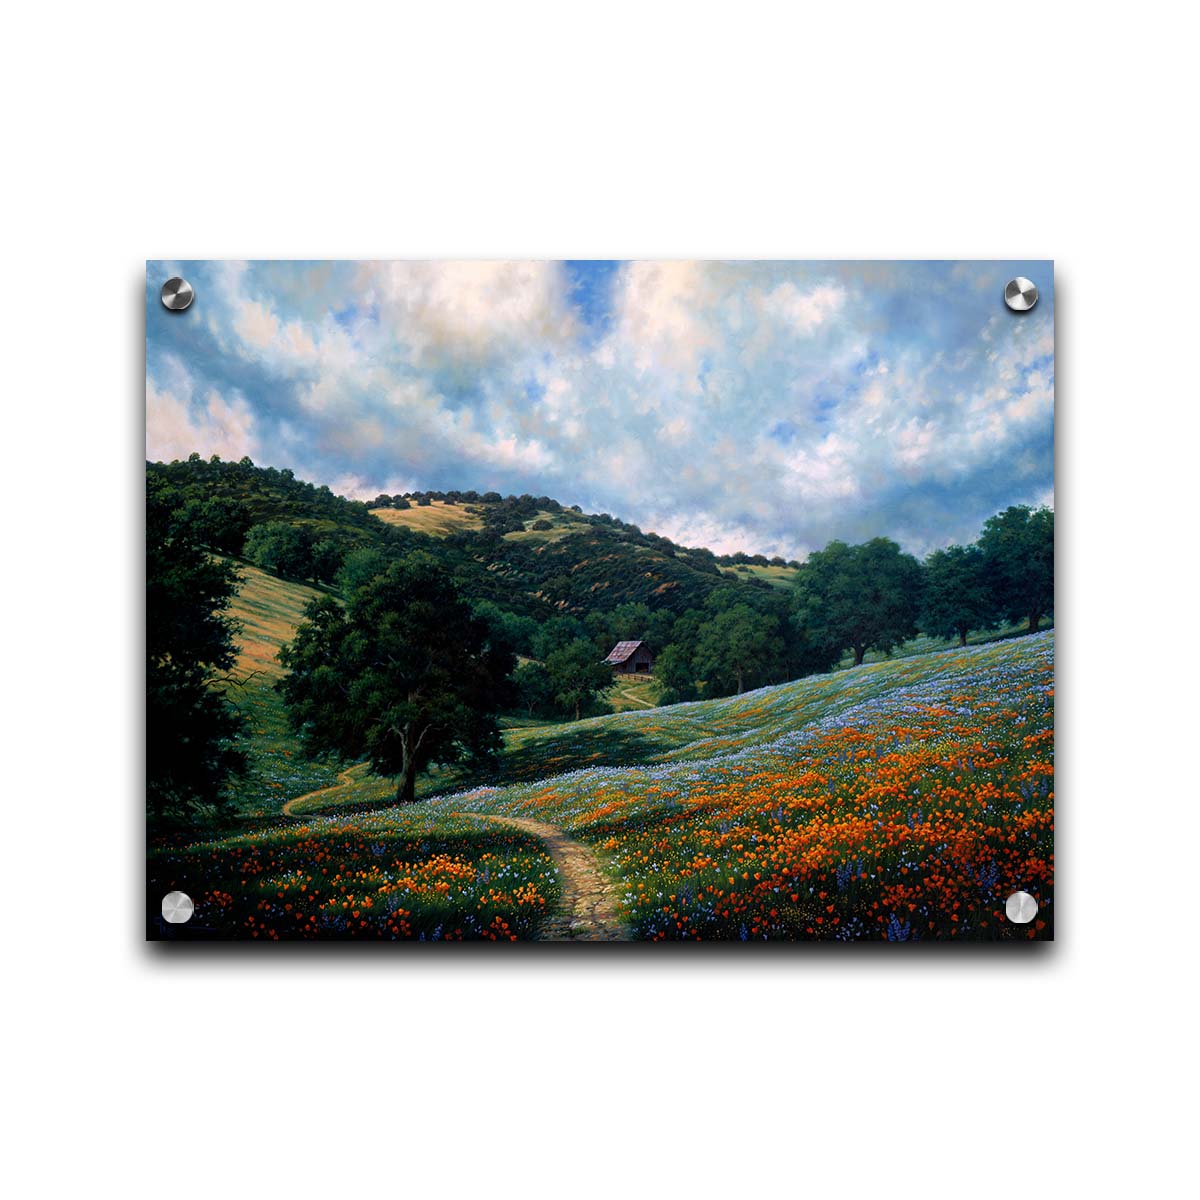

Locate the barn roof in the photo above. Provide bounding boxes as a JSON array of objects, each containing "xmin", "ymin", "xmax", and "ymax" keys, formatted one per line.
[{"xmin": 605, "ymin": 640, "xmax": 647, "ymax": 664}]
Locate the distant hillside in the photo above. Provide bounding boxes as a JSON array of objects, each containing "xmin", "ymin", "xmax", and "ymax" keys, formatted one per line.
[{"xmin": 147, "ymin": 455, "xmax": 785, "ymax": 622}]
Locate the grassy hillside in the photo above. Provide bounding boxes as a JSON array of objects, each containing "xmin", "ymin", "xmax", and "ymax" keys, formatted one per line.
[
  {"xmin": 216, "ymin": 564, "xmax": 344, "ymax": 821},
  {"xmin": 726, "ymin": 563, "xmax": 800, "ymax": 590},
  {"xmin": 227, "ymin": 562, "xmax": 324, "ymax": 680},
  {"xmin": 370, "ymin": 501, "xmax": 484, "ymax": 537},
  {"xmin": 607, "ymin": 674, "xmax": 662, "ymax": 712},
  {"xmin": 151, "ymin": 456, "xmax": 756, "ymax": 620},
  {"xmin": 153, "ymin": 632, "xmax": 1054, "ymax": 940}
]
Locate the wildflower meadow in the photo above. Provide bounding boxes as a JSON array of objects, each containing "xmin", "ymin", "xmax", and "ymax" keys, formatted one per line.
[{"xmin": 150, "ymin": 632, "xmax": 1053, "ymax": 941}]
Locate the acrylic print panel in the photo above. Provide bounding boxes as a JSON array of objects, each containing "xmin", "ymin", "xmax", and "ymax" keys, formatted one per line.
[{"xmin": 146, "ymin": 261, "xmax": 1054, "ymax": 943}]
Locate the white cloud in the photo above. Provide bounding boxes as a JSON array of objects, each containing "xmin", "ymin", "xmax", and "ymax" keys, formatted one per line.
[
  {"xmin": 762, "ymin": 281, "xmax": 846, "ymax": 333},
  {"xmin": 146, "ymin": 362, "xmax": 256, "ymax": 463},
  {"xmin": 358, "ymin": 261, "xmax": 578, "ymax": 364},
  {"xmin": 147, "ymin": 260, "xmax": 1054, "ymax": 561}
]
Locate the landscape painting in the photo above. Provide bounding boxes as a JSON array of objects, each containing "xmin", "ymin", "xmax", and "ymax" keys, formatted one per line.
[{"xmin": 147, "ymin": 260, "xmax": 1054, "ymax": 942}]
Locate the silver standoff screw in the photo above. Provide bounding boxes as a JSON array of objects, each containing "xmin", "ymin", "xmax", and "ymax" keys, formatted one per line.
[
  {"xmin": 1004, "ymin": 277, "xmax": 1038, "ymax": 312},
  {"xmin": 162, "ymin": 891, "xmax": 195, "ymax": 924},
  {"xmin": 1005, "ymin": 890, "xmax": 1038, "ymax": 924},
  {"xmin": 161, "ymin": 276, "xmax": 195, "ymax": 312}
]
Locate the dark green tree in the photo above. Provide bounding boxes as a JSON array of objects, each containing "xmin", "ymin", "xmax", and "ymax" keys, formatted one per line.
[
  {"xmin": 174, "ymin": 495, "xmax": 252, "ymax": 555},
  {"xmin": 531, "ymin": 615, "xmax": 588, "ymax": 661},
  {"xmin": 147, "ymin": 480, "xmax": 246, "ymax": 823},
  {"xmin": 513, "ymin": 660, "xmax": 556, "ymax": 717},
  {"xmin": 335, "ymin": 546, "xmax": 389, "ymax": 595},
  {"xmin": 545, "ymin": 639, "xmax": 614, "ymax": 720},
  {"xmin": 777, "ymin": 603, "xmax": 842, "ymax": 680},
  {"xmin": 795, "ymin": 538, "xmax": 924, "ymax": 666},
  {"xmin": 278, "ymin": 555, "xmax": 514, "ymax": 804},
  {"xmin": 473, "ymin": 601, "xmax": 539, "ymax": 658},
  {"xmin": 244, "ymin": 520, "xmax": 313, "ymax": 580},
  {"xmin": 584, "ymin": 610, "xmax": 617, "ymax": 655},
  {"xmin": 609, "ymin": 601, "xmax": 653, "ymax": 641},
  {"xmin": 978, "ymin": 505, "xmax": 1054, "ymax": 632},
  {"xmin": 694, "ymin": 604, "xmax": 783, "ymax": 695},
  {"xmin": 921, "ymin": 544, "xmax": 993, "ymax": 646},
  {"xmin": 655, "ymin": 642, "xmax": 699, "ymax": 705},
  {"xmin": 310, "ymin": 538, "xmax": 345, "ymax": 585}
]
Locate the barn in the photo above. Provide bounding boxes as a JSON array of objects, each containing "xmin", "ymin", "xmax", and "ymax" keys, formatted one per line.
[{"xmin": 604, "ymin": 640, "xmax": 654, "ymax": 675}]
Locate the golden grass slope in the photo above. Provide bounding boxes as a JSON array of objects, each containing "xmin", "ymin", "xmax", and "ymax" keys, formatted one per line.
[
  {"xmin": 227, "ymin": 562, "xmax": 323, "ymax": 681},
  {"xmin": 370, "ymin": 502, "xmax": 484, "ymax": 536}
]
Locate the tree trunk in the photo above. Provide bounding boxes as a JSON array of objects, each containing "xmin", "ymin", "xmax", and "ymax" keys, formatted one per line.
[
  {"xmin": 1028, "ymin": 612, "xmax": 1040, "ymax": 633},
  {"xmin": 575, "ymin": 699, "xmax": 581, "ymax": 720},
  {"xmin": 853, "ymin": 644, "xmax": 865, "ymax": 666},
  {"xmin": 393, "ymin": 768, "xmax": 417, "ymax": 806},
  {"xmin": 736, "ymin": 667, "xmax": 744, "ymax": 694},
  {"xmin": 959, "ymin": 630, "xmax": 968, "ymax": 647},
  {"xmin": 395, "ymin": 762, "xmax": 416, "ymax": 805}
]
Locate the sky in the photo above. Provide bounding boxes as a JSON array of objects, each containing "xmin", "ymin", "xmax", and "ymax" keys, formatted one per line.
[{"xmin": 146, "ymin": 260, "xmax": 1053, "ymax": 560}]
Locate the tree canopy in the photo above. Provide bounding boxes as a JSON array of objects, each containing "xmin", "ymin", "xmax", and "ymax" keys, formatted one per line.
[
  {"xmin": 978, "ymin": 505, "xmax": 1054, "ymax": 632},
  {"xmin": 545, "ymin": 639, "xmax": 615, "ymax": 720},
  {"xmin": 277, "ymin": 554, "xmax": 515, "ymax": 803},
  {"xmin": 921, "ymin": 544, "xmax": 992, "ymax": 646},
  {"xmin": 795, "ymin": 538, "xmax": 924, "ymax": 666},
  {"xmin": 694, "ymin": 604, "xmax": 784, "ymax": 695},
  {"xmin": 146, "ymin": 480, "xmax": 246, "ymax": 823}
]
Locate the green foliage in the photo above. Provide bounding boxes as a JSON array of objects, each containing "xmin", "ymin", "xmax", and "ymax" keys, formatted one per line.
[
  {"xmin": 979, "ymin": 505, "xmax": 1054, "ymax": 631},
  {"xmin": 244, "ymin": 521, "xmax": 314, "ymax": 580},
  {"xmin": 694, "ymin": 603, "xmax": 784, "ymax": 695},
  {"xmin": 545, "ymin": 639, "xmax": 615, "ymax": 720},
  {"xmin": 173, "ymin": 495, "xmax": 252, "ymax": 555},
  {"xmin": 473, "ymin": 600, "xmax": 540, "ymax": 658},
  {"xmin": 609, "ymin": 601, "xmax": 653, "ymax": 640},
  {"xmin": 795, "ymin": 537, "xmax": 924, "ymax": 666},
  {"xmin": 277, "ymin": 554, "xmax": 515, "ymax": 803},
  {"xmin": 513, "ymin": 660, "xmax": 557, "ymax": 717},
  {"xmin": 921, "ymin": 544, "xmax": 993, "ymax": 645},
  {"xmin": 655, "ymin": 642, "xmax": 699, "ymax": 705},
  {"xmin": 146, "ymin": 479, "xmax": 246, "ymax": 824},
  {"xmin": 149, "ymin": 457, "xmax": 1053, "ymax": 764},
  {"xmin": 335, "ymin": 546, "xmax": 389, "ymax": 594},
  {"xmin": 531, "ymin": 615, "xmax": 588, "ymax": 661},
  {"xmin": 310, "ymin": 538, "xmax": 345, "ymax": 585}
]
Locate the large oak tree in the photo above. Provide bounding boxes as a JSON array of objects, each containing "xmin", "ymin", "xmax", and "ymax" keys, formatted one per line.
[
  {"xmin": 694, "ymin": 604, "xmax": 784, "ymax": 695},
  {"xmin": 921, "ymin": 544, "xmax": 993, "ymax": 646},
  {"xmin": 278, "ymin": 554, "xmax": 515, "ymax": 804},
  {"xmin": 794, "ymin": 538, "xmax": 924, "ymax": 666},
  {"xmin": 978, "ymin": 505, "xmax": 1054, "ymax": 633}
]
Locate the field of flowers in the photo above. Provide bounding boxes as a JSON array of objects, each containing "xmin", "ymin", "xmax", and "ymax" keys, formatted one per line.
[
  {"xmin": 153, "ymin": 632, "xmax": 1052, "ymax": 941},
  {"xmin": 445, "ymin": 632, "xmax": 1054, "ymax": 941},
  {"xmin": 149, "ymin": 806, "xmax": 562, "ymax": 940}
]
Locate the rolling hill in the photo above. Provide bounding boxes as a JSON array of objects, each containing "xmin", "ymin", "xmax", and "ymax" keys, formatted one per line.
[
  {"xmin": 148, "ymin": 455, "xmax": 767, "ymax": 621},
  {"xmin": 151, "ymin": 630, "xmax": 1054, "ymax": 941}
]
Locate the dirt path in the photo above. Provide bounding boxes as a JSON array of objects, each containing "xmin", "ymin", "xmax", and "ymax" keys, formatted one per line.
[
  {"xmin": 283, "ymin": 765, "xmax": 363, "ymax": 817},
  {"xmin": 613, "ymin": 684, "xmax": 655, "ymax": 710},
  {"xmin": 461, "ymin": 814, "xmax": 629, "ymax": 942}
]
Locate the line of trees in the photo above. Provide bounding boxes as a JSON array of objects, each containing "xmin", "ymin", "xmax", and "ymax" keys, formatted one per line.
[
  {"xmin": 148, "ymin": 450, "xmax": 1052, "ymax": 823},
  {"xmin": 503, "ymin": 505, "xmax": 1053, "ymax": 711}
]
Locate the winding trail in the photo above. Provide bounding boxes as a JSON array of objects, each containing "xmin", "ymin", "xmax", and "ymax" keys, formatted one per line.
[
  {"xmin": 461, "ymin": 814, "xmax": 629, "ymax": 942},
  {"xmin": 613, "ymin": 683, "xmax": 655, "ymax": 710},
  {"xmin": 283, "ymin": 773, "xmax": 629, "ymax": 940},
  {"xmin": 282, "ymin": 765, "xmax": 364, "ymax": 817}
]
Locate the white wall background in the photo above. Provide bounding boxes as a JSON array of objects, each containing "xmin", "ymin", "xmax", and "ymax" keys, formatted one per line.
[{"xmin": 3, "ymin": 3, "xmax": 1195, "ymax": 1197}]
